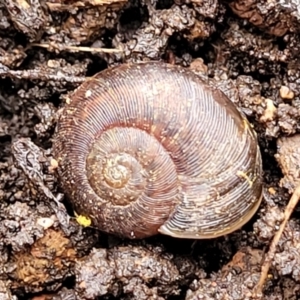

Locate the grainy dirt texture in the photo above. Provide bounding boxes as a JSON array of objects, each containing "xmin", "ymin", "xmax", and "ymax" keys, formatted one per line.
[{"xmin": 1, "ymin": 0, "xmax": 300, "ymax": 299}]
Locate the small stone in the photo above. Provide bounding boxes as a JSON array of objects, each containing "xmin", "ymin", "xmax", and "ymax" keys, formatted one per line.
[
  {"xmin": 190, "ymin": 58, "xmax": 208, "ymax": 75},
  {"xmin": 49, "ymin": 158, "xmax": 58, "ymax": 172},
  {"xmin": 268, "ymin": 187, "xmax": 276, "ymax": 195},
  {"xmin": 47, "ymin": 60, "xmax": 57, "ymax": 68},
  {"xmin": 280, "ymin": 86, "xmax": 294, "ymax": 100},
  {"xmin": 260, "ymin": 98, "xmax": 277, "ymax": 122},
  {"xmin": 14, "ymin": 190, "xmax": 23, "ymax": 200},
  {"xmin": 36, "ymin": 217, "xmax": 55, "ymax": 229}
]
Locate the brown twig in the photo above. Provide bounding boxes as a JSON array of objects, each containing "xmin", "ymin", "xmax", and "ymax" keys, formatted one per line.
[
  {"xmin": 0, "ymin": 62, "xmax": 86, "ymax": 83},
  {"xmin": 31, "ymin": 43, "xmax": 123, "ymax": 54},
  {"xmin": 46, "ymin": 0, "xmax": 127, "ymax": 11},
  {"xmin": 253, "ymin": 185, "xmax": 300, "ymax": 297}
]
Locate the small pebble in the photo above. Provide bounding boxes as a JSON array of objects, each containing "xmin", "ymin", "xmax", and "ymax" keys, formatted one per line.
[{"xmin": 280, "ymin": 86, "xmax": 294, "ymax": 100}]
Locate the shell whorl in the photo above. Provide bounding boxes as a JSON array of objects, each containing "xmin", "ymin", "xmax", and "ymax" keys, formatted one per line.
[{"xmin": 53, "ymin": 62, "xmax": 263, "ymax": 239}]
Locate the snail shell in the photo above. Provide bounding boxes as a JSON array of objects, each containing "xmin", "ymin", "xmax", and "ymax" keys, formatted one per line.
[{"xmin": 53, "ymin": 62, "xmax": 263, "ymax": 239}]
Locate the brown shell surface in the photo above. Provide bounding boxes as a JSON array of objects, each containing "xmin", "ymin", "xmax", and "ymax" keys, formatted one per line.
[{"xmin": 53, "ymin": 62, "xmax": 263, "ymax": 239}]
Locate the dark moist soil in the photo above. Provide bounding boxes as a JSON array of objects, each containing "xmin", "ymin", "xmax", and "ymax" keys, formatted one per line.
[{"xmin": 1, "ymin": 0, "xmax": 300, "ymax": 299}]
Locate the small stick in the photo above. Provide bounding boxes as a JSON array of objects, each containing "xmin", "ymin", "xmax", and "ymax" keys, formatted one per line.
[
  {"xmin": 46, "ymin": 0, "xmax": 127, "ymax": 11},
  {"xmin": 0, "ymin": 64, "xmax": 86, "ymax": 83},
  {"xmin": 31, "ymin": 43, "xmax": 123, "ymax": 54},
  {"xmin": 253, "ymin": 185, "xmax": 300, "ymax": 297}
]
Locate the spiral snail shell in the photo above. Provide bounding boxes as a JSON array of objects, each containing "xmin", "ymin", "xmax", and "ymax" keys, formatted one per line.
[{"xmin": 53, "ymin": 62, "xmax": 263, "ymax": 239}]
